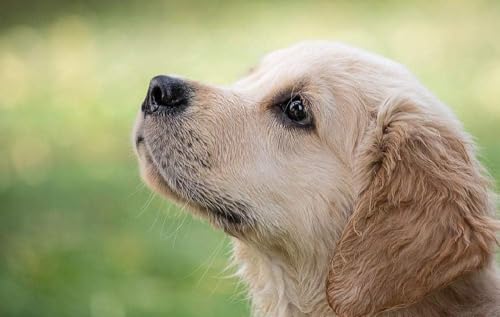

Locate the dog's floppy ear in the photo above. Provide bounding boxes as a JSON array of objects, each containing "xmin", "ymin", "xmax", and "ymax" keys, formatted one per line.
[{"xmin": 326, "ymin": 96, "xmax": 498, "ymax": 316}]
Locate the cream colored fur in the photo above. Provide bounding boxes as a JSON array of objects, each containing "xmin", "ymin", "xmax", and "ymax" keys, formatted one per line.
[{"xmin": 134, "ymin": 42, "xmax": 500, "ymax": 317}]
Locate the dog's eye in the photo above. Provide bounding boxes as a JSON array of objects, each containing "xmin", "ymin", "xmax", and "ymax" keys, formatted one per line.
[{"xmin": 282, "ymin": 97, "xmax": 312, "ymax": 126}]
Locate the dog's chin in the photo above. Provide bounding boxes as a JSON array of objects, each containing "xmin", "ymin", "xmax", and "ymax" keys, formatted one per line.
[
  {"xmin": 136, "ymin": 146, "xmax": 248, "ymax": 236},
  {"xmin": 136, "ymin": 150, "xmax": 183, "ymax": 203}
]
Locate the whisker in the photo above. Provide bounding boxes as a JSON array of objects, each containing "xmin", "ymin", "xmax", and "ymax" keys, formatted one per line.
[
  {"xmin": 196, "ymin": 237, "xmax": 227, "ymax": 287},
  {"xmin": 136, "ymin": 191, "xmax": 156, "ymax": 218},
  {"xmin": 147, "ymin": 208, "xmax": 162, "ymax": 232},
  {"xmin": 127, "ymin": 181, "xmax": 147, "ymax": 199}
]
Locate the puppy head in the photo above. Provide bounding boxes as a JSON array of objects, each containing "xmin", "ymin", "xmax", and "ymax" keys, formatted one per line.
[
  {"xmin": 134, "ymin": 42, "xmax": 371, "ymax": 242},
  {"xmin": 133, "ymin": 41, "xmax": 498, "ymax": 314}
]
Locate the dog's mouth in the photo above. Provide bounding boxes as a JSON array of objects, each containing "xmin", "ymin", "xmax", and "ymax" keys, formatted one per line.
[
  {"xmin": 135, "ymin": 135, "xmax": 144, "ymax": 147},
  {"xmin": 135, "ymin": 138, "xmax": 252, "ymax": 234}
]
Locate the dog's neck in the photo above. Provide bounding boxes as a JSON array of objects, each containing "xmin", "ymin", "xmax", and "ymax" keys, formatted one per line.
[
  {"xmin": 233, "ymin": 240, "xmax": 500, "ymax": 317},
  {"xmin": 232, "ymin": 239, "xmax": 334, "ymax": 317}
]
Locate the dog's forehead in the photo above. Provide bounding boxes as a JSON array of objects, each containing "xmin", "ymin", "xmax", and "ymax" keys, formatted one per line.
[
  {"xmin": 231, "ymin": 41, "xmax": 395, "ymax": 96},
  {"xmin": 232, "ymin": 42, "xmax": 340, "ymax": 96},
  {"xmin": 263, "ymin": 41, "xmax": 338, "ymax": 65}
]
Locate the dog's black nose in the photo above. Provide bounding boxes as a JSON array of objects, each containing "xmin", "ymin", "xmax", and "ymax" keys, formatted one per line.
[{"xmin": 143, "ymin": 75, "xmax": 189, "ymax": 114}]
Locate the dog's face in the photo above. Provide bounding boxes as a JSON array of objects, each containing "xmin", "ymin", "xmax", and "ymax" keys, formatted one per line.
[
  {"xmin": 133, "ymin": 42, "xmax": 377, "ymax": 240},
  {"xmin": 133, "ymin": 42, "xmax": 497, "ymax": 316}
]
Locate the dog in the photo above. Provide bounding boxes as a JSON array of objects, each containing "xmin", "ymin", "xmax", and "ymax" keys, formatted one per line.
[{"xmin": 133, "ymin": 41, "xmax": 500, "ymax": 316}]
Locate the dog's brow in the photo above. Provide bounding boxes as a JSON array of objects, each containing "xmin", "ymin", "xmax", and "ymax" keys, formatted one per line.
[{"xmin": 267, "ymin": 82, "xmax": 307, "ymax": 107}]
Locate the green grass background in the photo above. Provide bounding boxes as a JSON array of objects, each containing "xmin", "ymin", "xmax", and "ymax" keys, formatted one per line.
[{"xmin": 1, "ymin": 1, "xmax": 500, "ymax": 316}]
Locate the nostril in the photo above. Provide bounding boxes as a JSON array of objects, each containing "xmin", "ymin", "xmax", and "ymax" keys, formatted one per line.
[{"xmin": 151, "ymin": 85, "xmax": 164, "ymax": 106}]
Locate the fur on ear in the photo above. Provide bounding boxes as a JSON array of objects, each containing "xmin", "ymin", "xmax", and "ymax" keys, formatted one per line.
[{"xmin": 326, "ymin": 96, "xmax": 498, "ymax": 317}]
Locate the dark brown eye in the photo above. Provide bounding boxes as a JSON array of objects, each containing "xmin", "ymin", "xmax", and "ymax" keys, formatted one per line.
[{"xmin": 282, "ymin": 97, "xmax": 311, "ymax": 126}]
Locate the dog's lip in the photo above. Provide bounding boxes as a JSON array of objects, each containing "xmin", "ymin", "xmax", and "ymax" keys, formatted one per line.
[
  {"xmin": 137, "ymin": 146, "xmax": 195, "ymax": 208},
  {"xmin": 136, "ymin": 135, "xmax": 144, "ymax": 145},
  {"xmin": 138, "ymin": 147, "xmax": 187, "ymax": 204},
  {"xmin": 137, "ymin": 140, "xmax": 249, "ymax": 234}
]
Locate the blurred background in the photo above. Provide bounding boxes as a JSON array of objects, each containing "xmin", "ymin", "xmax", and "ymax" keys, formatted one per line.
[{"xmin": 1, "ymin": 1, "xmax": 499, "ymax": 316}]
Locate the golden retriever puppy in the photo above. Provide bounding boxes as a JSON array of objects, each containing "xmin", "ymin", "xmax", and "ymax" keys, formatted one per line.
[{"xmin": 133, "ymin": 41, "xmax": 500, "ymax": 317}]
